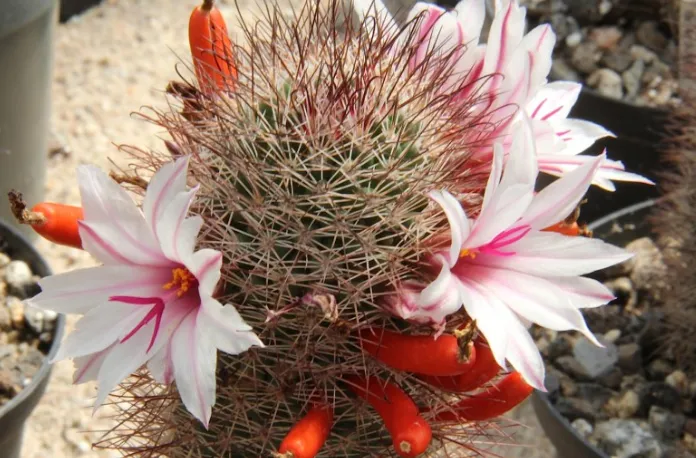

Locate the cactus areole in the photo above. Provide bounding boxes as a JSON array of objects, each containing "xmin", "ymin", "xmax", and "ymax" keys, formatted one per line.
[{"xmin": 10, "ymin": 0, "xmax": 653, "ymax": 456}]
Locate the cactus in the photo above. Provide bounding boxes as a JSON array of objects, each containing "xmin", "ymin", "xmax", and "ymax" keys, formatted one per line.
[
  {"xmin": 650, "ymin": 91, "xmax": 696, "ymax": 377},
  {"xmin": 92, "ymin": 1, "xmax": 512, "ymax": 457}
]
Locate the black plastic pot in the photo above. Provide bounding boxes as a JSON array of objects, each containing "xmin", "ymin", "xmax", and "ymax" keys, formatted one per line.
[
  {"xmin": 0, "ymin": 219, "xmax": 65, "ymax": 458},
  {"xmin": 531, "ymin": 198, "xmax": 657, "ymax": 458},
  {"xmin": 0, "ymin": 0, "xmax": 56, "ymax": 240},
  {"xmin": 59, "ymin": 0, "xmax": 104, "ymax": 23}
]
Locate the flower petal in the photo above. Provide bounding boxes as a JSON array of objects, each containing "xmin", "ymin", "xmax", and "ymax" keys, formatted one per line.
[
  {"xmin": 520, "ymin": 153, "xmax": 604, "ymax": 229},
  {"xmin": 353, "ymin": 0, "xmax": 397, "ymax": 33},
  {"xmin": 77, "ymin": 166, "xmax": 166, "ymax": 266},
  {"xmin": 457, "ymin": 277, "xmax": 546, "ymax": 390},
  {"xmin": 148, "ymin": 342, "xmax": 174, "ymax": 385},
  {"xmin": 171, "ymin": 311, "xmax": 218, "ymax": 428},
  {"xmin": 411, "ymin": 260, "xmax": 463, "ymax": 323},
  {"xmin": 483, "ymin": 0, "xmax": 525, "ymax": 80},
  {"xmin": 29, "ymin": 265, "xmax": 171, "ymax": 315},
  {"xmin": 453, "ymin": 0, "xmax": 486, "ymax": 43},
  {"xmin": 142, "ymin": 156, "xmax": 190, "ymax": 230},
  {"xmin": 187, "ymin": 249, "xmax": 223, "ymax": 297},
  {"xmin": 156, "ymin": 187, "xmax": 201, "ymax": 263},
  {"xmin": 548, "ymin": 276, "xmax": 616, "ymax": 309},
  {"xmin": 199, "ymin": 297, "xmax": 264, "ymax": 355},
  {"xmin": 477, "ymin": 231, "xmax": 633, "ymax": 277},
  {"xmin": 72, "ymin": 345, "xmax": 114, "ymax": 384},
  {"xmin": 429, "ymin": 190, "xmax": 471, "ymax": 266},
  {"xmin": 465, "ymin": 265, "xmax": 601, "ymax": 345},
  {"xmin": 51, "ymin": 302, "xmax": 147, "ymax": 361},
  {"xmin": 552, "ymin": 118, "xmax": 614, "ymax": 156},
  {"xmin": 467, "ymin": 119, "xmax": 537, "ymax": 247},
  {"xmin": 518, "ymin": 24, "xmax": 555, "ymax": 93},
  {"xmin": 527, "ymin": 81, "xmax": 582, "ymax": 122},
  {"xmin": 92, "ymin": 298, "xmax": 194, "ymax": 409}
]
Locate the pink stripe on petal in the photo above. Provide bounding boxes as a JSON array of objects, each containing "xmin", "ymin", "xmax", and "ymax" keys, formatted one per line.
[
  {"xmin": 110, "ymin": 296, "xmax": 166, "ymax": 352},
  {"xmin": 78, "ymin": 221, "xmax": 132, "ymax": 265}
]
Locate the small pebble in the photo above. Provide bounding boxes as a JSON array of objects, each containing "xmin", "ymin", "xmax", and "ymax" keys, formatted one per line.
[
  {"xmin": 605, "ymin": 390, "xmax": 640, "ymax": 419},
  {"xmin": 587, "ymin": 68, "xmax": 623, "ymax": 99},
  {"xmin": 565, "ymin": 31, "xmax": 583, "ymax": 48},
  {"xmin": 649, "ymin": 406, "xmax": 685, "ymax": 441},
  {"xmin": 0, "ymin": 253, "xmax": 10, "ymax": 269},
  {"xmin": 635, "ymin": 21, "xmax": 668, "ymax": 52},
  {"xmin": 617, "ymin": 343, "xmax": 642, "ymax": 375},
  {"xmin": 665, "ymin": 370, "xmax": 689, "ymax": 397},
  {"xmin": 4, "ymin": 261, "xmax": 33, "ymax": 297},
  {"xmin": 589, "ymin": 26, "xmax": 623, "ymax": 50},
  {"xmin": 630, "ymin": 45, "xmax": 658, "ymax": 65},
  {"xmin": 6, "ymin": 297, "xmax": 25, "ymax": 329},
  {"xmin": 571, "ymin": 42, "xmax": 601, "ymax": 74},
  {"xmin": 647, "ymin": 359, "xmax": 675, "ymax": 381},
  {"xmin": 603, "ymin": 329, "xmax": 622, "ymax": 344},
  {"xmin": 572, "ymin": 418, "xmax": 594, "ymax": 439},
  {"xmin": 622, "ymin": 59, "xmax": 645, "ymax": 99}
]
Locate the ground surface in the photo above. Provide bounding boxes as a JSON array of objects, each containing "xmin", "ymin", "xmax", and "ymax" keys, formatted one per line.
[{"xmin": 22, "ymin": 0, "xmax": 557, "ymax": 456}]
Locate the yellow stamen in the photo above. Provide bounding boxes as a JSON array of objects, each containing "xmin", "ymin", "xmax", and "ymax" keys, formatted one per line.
[
  {"xmin": 460, "ymin": 249, "xmax": 477, "ymax": 259},
  {"xmin": 163, "ymin": 267, "xmax": 197, "ymax": 297}
]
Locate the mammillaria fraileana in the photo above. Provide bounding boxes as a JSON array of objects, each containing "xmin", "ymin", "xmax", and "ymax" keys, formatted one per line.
[{"xmin": 8, "ymin": 0, "xmax": 649, "ymax": 456}]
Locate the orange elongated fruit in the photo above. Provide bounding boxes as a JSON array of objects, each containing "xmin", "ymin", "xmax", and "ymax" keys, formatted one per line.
[
  {"xmin": 433, "ymin": 372, "xmax": 534, "ymax": 422},
  {"xmin": 357, "ymin": 328, "xmax": 475, "ymax": 376},
  {"xmin": 346, "ymin": 375, "xmax": 432, "ymax": 457},
  {"xmin": 189, "ymin": 0, "xmax": 237, "ymax": 94},
  {"xmin": 420, "ymin": 337, "xmax": 500, "ymax": 393},
  {"xmin": 30, "ymin": 203, "xmax": 83, "ymax": 249},
  {"xmin": 278, "ymin": 403, "xmax": 333, "ymax": 458}
]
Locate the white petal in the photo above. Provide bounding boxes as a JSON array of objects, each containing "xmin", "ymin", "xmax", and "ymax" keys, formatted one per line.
[
  {"xmin": 478, "ymin": 231, "xmax": 633, "ymax": 276},
  {"xmin": 51, "ymin": 303, "xmax": 146, "ymax": 361},
  {"xmin": 458, "ymin": 277, "xmax": 546, "ymax": 390},
  {"xmin": 518, "ymin": 24, "xmax": 555, "ymax": 93},
  {"xmin": 171, "ymin": 312, "xmax": 218, "ymax": 428},
  {"xmin": 156, "ymin": 187, "xmax": 201, "ymax": 263},
  {"xmin": 187, "ymin": 249, "xmax": 223, "ymax": 297},
  {"xmin": 520, "ymin": 154, "xmax": 604, "ymax": 229},
  {"xmin": 412, "ymin": 261, "xmax": 463, "ymax": 323},
  {"xmin": 354, "ymin": 0, "xmax": 397, "ymax": 33},
  {"xmin": 92, "ymin": 299, "xmax": 194, "ymax": 409},
  {"xmin": 428, "ymin": 190, "xmax": 471, "ymax": 267},
  {"xmin": 77, "ymin": 166, "xmax": 166, "ymax": 266},
  {"xmin": 72, "ymin": 345, "xmax": 114, "ymax": 384},
  {"xmin": 526, "ymin": 81, "xmax": 582, "ymax": 121},
  {"xmin": 199, "ymin": 298, "xmax": 264, "ymax": 355},
  {"xmin": 467, "ymin": 120, "xmax": 537, "ymax": 247},
  {"xmin": 553, "ymin": 118, "xmax": 614, "ymax": 156},
  {"xmin": 468, "ymin": 265, "xmax": 601, "ymax": 345},
  {"xmin": 548, "ymin": 276, "xmax": 616, "ymax": 309},
  {"xmin": 483, "ymin": 0, "xmax": 525, "ymax": 78},
  {"xmin": 143, "ymin": 156, "xmax": 190, "ymax": 229},
  {"xmin": 453, "ymin": 0, "xmax": 486, "ymax": 42},
  {"xmin": 148, "ymin": 342, "xmax": 174, "ymax": 385},
  {"xmin": 29, "ymin": 265, "xmax": 171, "ymax": 315}
]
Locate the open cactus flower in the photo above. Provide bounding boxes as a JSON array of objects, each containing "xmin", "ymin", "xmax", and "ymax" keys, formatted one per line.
[{"xmin": 8, "ymin": 0, "xmax": 652, "ymax": 456}]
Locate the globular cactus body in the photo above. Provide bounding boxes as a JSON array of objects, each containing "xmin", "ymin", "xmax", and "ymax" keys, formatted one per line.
[{"xmin": 95, "ymin": 1, "xmax": 519, "ymax": 456}]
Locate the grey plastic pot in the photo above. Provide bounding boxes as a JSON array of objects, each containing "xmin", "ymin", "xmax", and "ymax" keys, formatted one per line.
[
  {"xmin": 0, "ymin": 218, "xmax": 65, "ymax": 458},
  {"xmin": 531, "ymin": 198, "xmax": 657, "ymax": 458},
  {"xmin": 0, "ymin": 0, "xmax": 57, "ymax": 240}
]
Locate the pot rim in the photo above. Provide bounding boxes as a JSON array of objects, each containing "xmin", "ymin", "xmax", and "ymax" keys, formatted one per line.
[
  {"xmin": 532, "ymin": 390, "xmax": 609, "ymax": 458},
  {"xmin": 0, "ymin": 219, "xmax": 66, "ymax": 419}
]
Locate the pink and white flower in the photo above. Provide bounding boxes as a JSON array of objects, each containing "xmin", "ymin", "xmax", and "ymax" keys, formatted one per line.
[
  {"xmin": 28, "ymin": 156, "xmax": 263, "ymax": 428},
  {"xmin": 391, "ymin": 118, "xmax": 632, "ymax": 390},
  {"xmin": 354, "ymin": 0, "xmax": 652, "ymax": 190}
]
